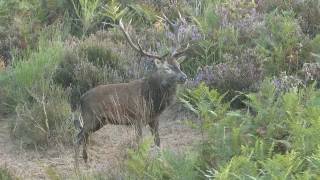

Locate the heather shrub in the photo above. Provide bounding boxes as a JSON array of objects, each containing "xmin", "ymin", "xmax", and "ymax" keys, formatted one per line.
[
  {"xmin": 0, "ymin": 28, "xmax": 26, "ymax": 66},
  {"xmin": 53, "ymin": 30, "xmax": 143, "ymax": 110},
  {"xmin": 181, "ymin": 26, "xmax": 238, "ymax": 76},
  {"xmin": 255, "ymin": 0, "xmax": 296, "ymax": 13},
  {"xmin": 193, "ymin": 49, "xmax": 264, "ymax": 95},
  {"xmin": 257, "ymin": 10, "xmax": 309, "ymax": 75},
  {"xmin": 182, "ymin": 0, "xmax": 264, "ymax": 76},
  {"xmin": 256, "ymin": 0, "xmax": 320, "ymax": 37},
  {"xmin": 79, "ymin": 33, "xmax": 123, "ymax": 68},
  {"xmin": 53, "ymin": 50, "xmax": 79, "ymax": 89},
  {"xmin": 295, "ymin": 0, "xmax": 320, "ymax": 37},
  {"xmin": 300, "ymin": 63, "xmax": 320, "ymax": 87}
]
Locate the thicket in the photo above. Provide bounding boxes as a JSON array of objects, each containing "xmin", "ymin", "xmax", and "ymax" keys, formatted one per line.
[{"xmin": 0, "ymin": 0, "xmax": 319, "ymax": 179}]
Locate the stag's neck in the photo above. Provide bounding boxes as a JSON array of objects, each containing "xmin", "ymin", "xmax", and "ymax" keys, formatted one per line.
[{"xmin": 142, "ymin": 74, "xmax": 177, "ymax": 116}]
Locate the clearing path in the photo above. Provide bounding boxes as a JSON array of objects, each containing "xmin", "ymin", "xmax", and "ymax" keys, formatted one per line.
[{"xmin": 0, "ymin": 106, "xmax": 201, "ymax": 179}]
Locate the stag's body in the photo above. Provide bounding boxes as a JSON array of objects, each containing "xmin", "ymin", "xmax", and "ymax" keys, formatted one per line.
[
  {"xmin": 75, "ymin": 61, "xmax": 185, "ymax": 163},
  {"xmin": 74, "ymin": 18, "xmax": 189, "ymax": 164},
  {"xmin": 80, "ymin": 74, "xmax": 177, "ymax": 128}
]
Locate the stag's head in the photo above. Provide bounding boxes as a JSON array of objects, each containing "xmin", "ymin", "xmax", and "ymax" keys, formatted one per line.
[{"xmin": 119, "ymin": 18, "xmax": 188, "ymax": 84}]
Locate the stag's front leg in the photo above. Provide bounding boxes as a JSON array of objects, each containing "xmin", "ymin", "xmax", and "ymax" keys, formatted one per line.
[
  {"xmin": 149, "ymin": 120, "xmax": 160, "ymax": 146},
  {"xmin": 134, "ymin": 122, "xmax": 143, "ymax": 145}
]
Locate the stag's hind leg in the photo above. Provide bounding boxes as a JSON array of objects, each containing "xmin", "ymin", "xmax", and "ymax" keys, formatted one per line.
[
  {"xmin": 134, "ymin": 122, "xmax": 143, "ymax": 146},
  {"xmin": 74, "ymin": 128, "xmax": 90, "ymax": 163},
  {"xmin": 74, "ymin": 128, "xmax": 84, "ymax": 170},
  {"xmin": 149, "ymin": 120, "xmax": 160, "ymax": 146}
]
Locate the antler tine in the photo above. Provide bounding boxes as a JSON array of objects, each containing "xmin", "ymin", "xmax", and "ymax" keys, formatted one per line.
[
  {"xmin": 161, "ymin": 13, "xmax": 175, "ymax": 27},
  {"xmin": 118, "ymin": 19, "xmax": 162, "ymax": 60},
  {"xmin": 172, "ymin": 43, "xmax": 189, "ymax": 58},
  {"xmin": 177, "ymin": 10, "xmax": 186, "ymax": 24}
]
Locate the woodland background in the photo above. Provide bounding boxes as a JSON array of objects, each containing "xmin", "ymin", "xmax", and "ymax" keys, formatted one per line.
[{"xmin": 0, "ymin": 0, "xmax": 320, "ymax": 179}]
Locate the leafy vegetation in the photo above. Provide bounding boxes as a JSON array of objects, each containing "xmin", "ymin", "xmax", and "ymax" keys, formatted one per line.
[
  {"xmin": 0, "ymin": 0, "xmax": 319, "ymax": 178},
  {"xmin": 0, "ymin": 167, "xmax": 15, "ymax": 180},
  {"xmin": 125, "ymin": 80, "xmax": 320, "ymax": 179}
]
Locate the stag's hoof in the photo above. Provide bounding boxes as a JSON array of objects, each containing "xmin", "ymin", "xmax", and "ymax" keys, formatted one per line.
[{"xmin": 83, "ymin": 153, "xmax": 88, "ymax": 163}]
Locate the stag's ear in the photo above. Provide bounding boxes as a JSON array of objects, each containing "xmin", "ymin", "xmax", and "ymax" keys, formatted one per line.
[
  {"xmin": 176, "ymin": 56, "xmax": 186, "ymax": 64},
  {"xmin": 154, "ymin": 59, "xmax": 163, "ymax": 68}
]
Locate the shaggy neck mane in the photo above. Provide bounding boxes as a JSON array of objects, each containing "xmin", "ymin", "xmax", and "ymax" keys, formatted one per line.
[{"xmin": 142, "ymin": 73, "xmax": 177, "ymax": 116}]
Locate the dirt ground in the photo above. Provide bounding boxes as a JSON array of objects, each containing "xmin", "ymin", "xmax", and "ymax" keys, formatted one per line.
[{"xmin": 0, "ymin": 105, "xmax": 201, "ymax": 179}]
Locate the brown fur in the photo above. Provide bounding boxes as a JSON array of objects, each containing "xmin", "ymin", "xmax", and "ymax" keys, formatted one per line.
[{"xmin": 74, "ymin": 60, "xmax": 187, "ymax": 164}]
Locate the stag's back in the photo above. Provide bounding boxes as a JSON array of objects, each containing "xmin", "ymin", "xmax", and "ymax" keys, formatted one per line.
[{"xmin": 80, "ymin": 79, "xmax": 152, "ymax": 126}]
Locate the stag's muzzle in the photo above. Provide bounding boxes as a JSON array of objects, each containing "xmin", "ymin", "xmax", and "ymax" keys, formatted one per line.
[{"xmin": 177, "ymin": 73, "xmax": 187, "ymax": 83}]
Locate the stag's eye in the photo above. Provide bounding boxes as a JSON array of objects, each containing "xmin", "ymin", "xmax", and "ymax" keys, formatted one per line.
[{"xmin": 165, "ymin": 67, "xmax": 172, "ymax": 71}]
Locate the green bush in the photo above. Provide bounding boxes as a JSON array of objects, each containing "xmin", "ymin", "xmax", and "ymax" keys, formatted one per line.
[
  {"xmin": 178, "ymin": 80, "xmax": 320, "ymax": 178},
  {"xmin": 79, "ymin": 34, "xmax": 123, "ymax": 68},
  {"xmin": 0, "ymin": 167, "xmax": 15, "ymax": 180},
  {"xmin": 12, "ymin": 80, "xmax": 73, "ymax": 147},
  {"xmin": 53, "ymin": 30, "xmax": 137, "ymax": 110},
  {"xmin": 0, "ymin": 27, "xmax": 76, "ymax": 147},
  {"xmin": 295, "ymin": 0, "xmax": 320, "ymax": 37},
  {"xmin": 1, "ymin": 30, "xmax": 64, "ymax": 114},
  {"xmin": 182, "ymin": 26, "xmax": 240, "ymax": 76},
  {"xmin": 257, "ymin": 0, "xmax": 320, "ymax": 37},
  {"xmin": 125, "ymin": 138, "xmax": 200, "ymax": 180},
  {"xmin": 213, "ymin": 156, "xmax": 258, "ymax": 179},
  {"xmin": 302, "ymin": 34, "xmax": 320, "ymax": 63},
  {"xmin": 257, "ymin": 10, "xmax": 308, "ymax": 75}
]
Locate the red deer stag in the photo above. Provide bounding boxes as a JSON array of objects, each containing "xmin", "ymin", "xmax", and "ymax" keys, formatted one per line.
[{"xmin": 74, "ymin": 18, "xmax": 189, "ymax": 164}]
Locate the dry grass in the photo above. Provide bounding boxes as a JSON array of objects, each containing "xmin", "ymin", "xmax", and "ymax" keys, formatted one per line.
[
  {"xmin": 0, "ymin": 56, "xmax": 5, "ymax": 71},
  {"xmin": 0, "ymin": 106, "xmax": 201, "ymax": 179}
]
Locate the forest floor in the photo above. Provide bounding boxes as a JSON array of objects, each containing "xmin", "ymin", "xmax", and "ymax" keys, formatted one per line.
[{"xmin": 0, "ymin": 105, "xmax": 201, "ymax": 179}]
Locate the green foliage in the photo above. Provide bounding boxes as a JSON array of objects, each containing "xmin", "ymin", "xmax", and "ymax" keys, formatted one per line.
[
  {"xmin": 45, "ymin": 165, "xmax": 62, "ymax": 180},
  {"xmin": 71, "ymin": 0, "xmax": 101, "ymax": 35},
  {"xmin": 261, "ymin": 152, "xmax": 304, "ymax": 179},
  {"xmin": 188, "ymin": 0, "xmax": 220, "ymax": 34},
  {"xmin": 303, "ymin": 34, "xmax": 320, "ymax": 62},
  {"xmin": 182, "ymin": 26, "xmax": 240, "ymax": 76},
  {"xmin": 257, "ymin": 10, "xmax": 307, "ymax": 75},
  {"xmin": 126, "ymin": 137, "xmax": 199, "ymax": 180},
  {"xmin": 79, "ymin": 38, "xmax": 122, "ymax": 68},
  {"xmin": 126, "ymin": 3, "xmax": 159, "ymax": 26},
  {"xmin": 0, "ymin": 27, "xmax": 75, "ymax": 147},
  {"xmin": 12, "ymin": 79, "xmax": 73, "ymax": 147},
  {"xmin": 2, "ymin": 29, "xmax": 64, "ymax": 113},
  {"xmin": 178, "ymin": 81, "xmax": 320, "ymax": 179},
  {"xmin": 180, "ymin": 83, "xmax": 229, "ymax": 125},
  {"xmin": 256, "ymin": 0, "xmax": 320, "ymax": 37},
  {"xmin": 213, "ymin": 156, "xmax": 258, "ymax": 180},
  {"xmin": 101, "ymin": 0, "xmax": 128, "ymax": 24},
  {"xmin": 0, "ymin": 167, "xmax": 15, "ymax": 180}
]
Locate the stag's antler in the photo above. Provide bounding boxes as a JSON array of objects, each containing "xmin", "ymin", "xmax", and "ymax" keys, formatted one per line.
[
  {"xmin": 172, "ymin": 43, "xmax": 189, "ymax": 58},
  {"xmin": 157, "ymin": 12, "xmax": 190, "ymax": 59},
  {"xmin": 119, "ymin": 19, "xmax": 164, "ymax": 60}
]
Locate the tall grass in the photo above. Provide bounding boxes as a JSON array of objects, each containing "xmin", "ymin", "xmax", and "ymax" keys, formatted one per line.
[
  {"xmin": 3, "ymin": 28, "xmax": 64, "ymax": 112},
  {"xmin": 1, "ymin": 26, "xmax": 74, "ymax": 147},
  {"xmin": 0, "ymin": 167, "xmax": 15, "ymax": 180}
]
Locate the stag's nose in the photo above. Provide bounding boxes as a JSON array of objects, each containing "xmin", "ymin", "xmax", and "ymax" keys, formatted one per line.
[{"xmin": 178, "ymin": 73, "xmax": 187, "ymax": 83}]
